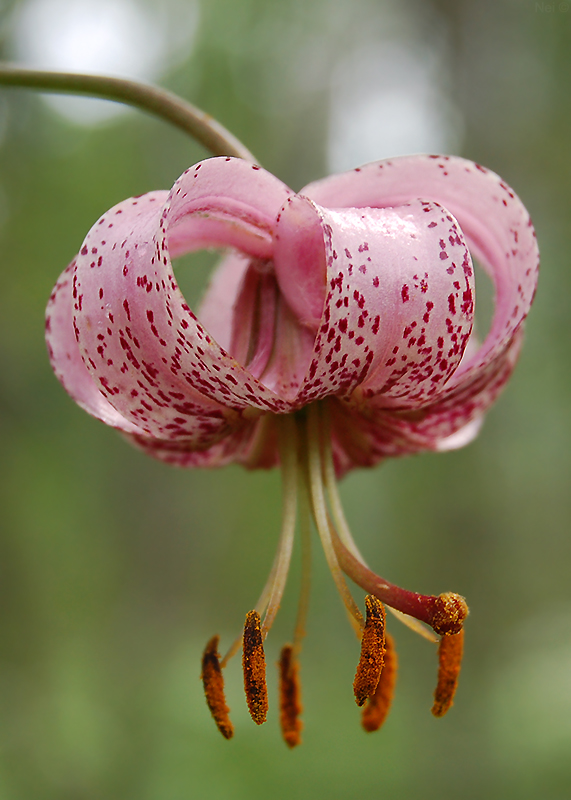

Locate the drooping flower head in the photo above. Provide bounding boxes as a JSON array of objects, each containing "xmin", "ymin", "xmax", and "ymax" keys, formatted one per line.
[{"xmin": 46, "ymin": 154, "xmax": 538, "ymax": 744}]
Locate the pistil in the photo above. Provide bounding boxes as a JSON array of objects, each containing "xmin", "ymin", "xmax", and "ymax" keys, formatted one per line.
[
  {"xmin": 309, "ymin": 401, "xmax": 469, "ymax": 638},
  {"xmin": 332, "ymin": 535, "xmax": 468, "ymax": 636},
  {"xmin": 304, "ymin": 405, "xmax": 364, "ymax": 636}
]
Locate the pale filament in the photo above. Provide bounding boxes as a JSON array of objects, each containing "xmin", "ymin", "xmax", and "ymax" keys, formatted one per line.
[
  {"xmin": 262, "ymin": 414, "xmax": 299, "ymax": 637},
  {"xmin": 292, "ymin": 475, "xmax": 312, "ymax": 655},
  {"xmin": 221, "ymin": 414, "xmax": 299, "ymax": 666},
  {"xmin": 306, "ymin": 403, "xmax": 364, "ymax": 637}
]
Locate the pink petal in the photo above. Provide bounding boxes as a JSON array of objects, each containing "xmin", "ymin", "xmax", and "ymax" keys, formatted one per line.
[
  {"xmin": 72, "ymin": 164, "xmax": 298, "ymax": 447},
  {"xmin": 353, "ymin": 201, "xmax": 474, "ymax": 407},
  {"xmin": 167, "ymin": 157, "xmax": 292, "ymax": 259},
  {"xmin": 247, "ymin": 284, "xmax": 317, "ymax": 402},
  {"xmin": 303, "ymin": 155, "xmax": 538, "ymax": 391},
  {"xmin": 274, "ymin": 195, "xmax": 474, "ymax": 407},
  {"xmin": 227, "ymin": 263, "xmax": 279, "ymax": 381},
  {"xmin": 46, "ymin": 261, "xmax": 145, "ymax": 434},
  {"xmin": 196, "ymin": 251, "xmax": 251, "ymax": 352},
  {"xmin": 272, "ymin": 195, "xmax": 327, "ymax": 330},
  {"xmin": 49, "ymin": 251, "xmax": 240, "ymax": 451},
  {"xmin": 394, "ymin": 325, "xmax": 525, "ymax": 447},
  {"xmin": 125, "ymin": 413, "xmax": 279, "ymax": 470},
  {"xmin": 303, "ymin": 155, "xmax": 539, "ymax": 449}
]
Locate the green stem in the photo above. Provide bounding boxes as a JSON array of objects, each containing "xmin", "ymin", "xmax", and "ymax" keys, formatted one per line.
[{"xmin": 0, "ymin": 63, "xmax": 256, "ymax": 161}]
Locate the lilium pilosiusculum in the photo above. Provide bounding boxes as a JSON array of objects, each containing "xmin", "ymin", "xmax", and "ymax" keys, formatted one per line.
[{"xmin": 46, "ymin": 154, "xmax": 539, "ymax": 744}]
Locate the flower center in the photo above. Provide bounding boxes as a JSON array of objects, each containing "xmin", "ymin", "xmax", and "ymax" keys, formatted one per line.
[{"xmin": 201, "ymin": 400, "xmax": 467, "ymax": 746}]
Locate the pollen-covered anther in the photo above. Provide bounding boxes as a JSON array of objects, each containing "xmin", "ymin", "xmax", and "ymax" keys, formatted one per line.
[
  {"xmin": 353, "ymin": 595, "xmax": 386, "ymax": 706},
  {"xmin": 201, "ymin": 635, "xmax": 234, "ymax": 740},
  {"xmin": 431, "ymin": 628, "xmax": 465, "ymax": 717},
  {"xmin": 361, "ymin": 632, "xmax": 398, "ymax": 732},
  {"xmin": 279, "ymin": 644, "xmax": 303, "ymax": 748},
  {"xmin": 242, "ymin": 610, "xmax": 268, "ymax": 725},
  {"xmin": 430, "ymin": 592, "xmax": 469, "ymax": 636}
]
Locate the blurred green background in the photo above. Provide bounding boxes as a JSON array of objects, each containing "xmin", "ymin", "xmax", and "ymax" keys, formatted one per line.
[{"xmin": 0, "ymin": 0, "xmax": 570, "ymax": 798}]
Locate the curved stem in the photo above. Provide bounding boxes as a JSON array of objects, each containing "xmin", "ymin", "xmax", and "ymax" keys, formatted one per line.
[{"xmin": 0, "ymin": 63, "xmax": 256, "ymax": 161}]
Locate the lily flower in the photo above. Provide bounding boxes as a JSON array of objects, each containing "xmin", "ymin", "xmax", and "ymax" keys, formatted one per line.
[{"xmin": 45, "ymin": 154, "xmax": 538, "ymax": 745}]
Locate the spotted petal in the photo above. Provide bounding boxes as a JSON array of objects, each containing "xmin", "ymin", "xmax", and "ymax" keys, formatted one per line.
[
  {"xmin": 50, "ymin": 159, "xmax": 295, "ymax": 454},
  {"xmin": 46, "ymin": 260, "xmax": 145, "ymax": 435},
  {"xmin": 273, "ymin": 194, "xmax": 474, "ymax": 408},
  {"xmin": 47, "ymin": 155, "xmax": 538, "ymax": 473},
  {"xmin": 303, "ymin": 155, "xmax": 539, "ymax": 450}
]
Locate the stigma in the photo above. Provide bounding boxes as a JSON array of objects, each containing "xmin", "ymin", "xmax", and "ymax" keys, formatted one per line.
[{"xmin": 201, "ymin": 401, "xmax": 468, "ymax": 746}]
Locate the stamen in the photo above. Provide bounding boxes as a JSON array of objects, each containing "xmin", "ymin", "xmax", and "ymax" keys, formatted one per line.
[
  {"xmin": 361, "ymin": 632, "xmax": 398, "ymax": 732},
  {"xmin": 293, "ymin": 474, "xmax": 313, "ymax": 652},
  {"xmin": 305, "ymin": 404, "xmax": 364, "ymax": 636},
  {"xmin": 201, "ymin": 635, "xmax": 234, "ymax": 739},
  {"xmin": 275, "ymin": 472, "xmax": 310, "ymax": 748},
  {"xmin": 221, "ymin": 415, "xmax": 299, "ymax": 668},
  {"xmin": 279, "ymin": 644, "xmax": 303, "ymax": 748},
  {"xmin": 243, "ymin": 610, "xmax": 268, "ymax": 725},
  {"xmin": 353, "ymin": 595, "xmax": 386, "ymax": 706},
  {"xmin": 220, "ymin": 543, "xmax": 280, "ymax": 668},
  {"xmin": 262, "ymin": 414, "xmax": 299, "ymax": 637},
  {"xmin": 431, "ymin": 629, "xmax": 464, "ymax": 717}
]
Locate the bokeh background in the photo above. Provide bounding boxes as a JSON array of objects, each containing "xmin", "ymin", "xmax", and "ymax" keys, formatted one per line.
[{"xmin": 0, "ymin": 0, "xmax": 570, "ymax": 798}]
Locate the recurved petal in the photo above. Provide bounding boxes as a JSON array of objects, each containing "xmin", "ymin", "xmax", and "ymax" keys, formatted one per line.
[
  {"xmin": 396, "ymin": 323, "xmax": 525, "ymax": 449},
  {"xmin": 73, "ymin": 181, "xmax": 293, "ymax": 447},
  {"xmin": 302, "ymin": 155, "xmax": 539, "ymax": 400},
  {"xmin": 272, "ymin": 194, "xmax": 327, "ymax": 331},
  {"xmin": 329, "ymin": 325, "xmax": 524, "ymax": 470},
  {"xmin": 167, "ymin": 157, "xmax": 292, "ymax": 259},
  {"xmin": 46, "ymin": 261, "xmax": 144, "ymax": 435},
  {"xmin": 47, "ymin": 257, "xmax": 244, "ymax": 452},
  {"xmin": 353, "ymin": 200, "xmax": 475, "ymax": 407},
  {"xmin": 73, "ymin": 190, "xmax": 238, "ymax": 447},
  {"xmin": 274, "ymin": 195, "xmax": 474, "ymax": 407}
]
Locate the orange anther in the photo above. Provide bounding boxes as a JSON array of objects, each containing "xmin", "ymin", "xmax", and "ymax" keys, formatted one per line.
[
  {"xmin": 201, "ymin": 635, "xmax": 234, "ymax": 739},
  {"xmin": 361, "ymin": 632, "xmax": 398, "ymax": 732},
  {"xmin": 243, "ymin": 610, "xmax": 268, "ymax": 725},
  {"xmin": 432, "ymin": 628, "xmax": 464, "ymax": 717},
  {"xmin": 353, "ymin": 595, "xmax": 386, "ymax": 706},
  {"xmin": 279, "ymin": 644, "xmax": 303, "ymax": 748}
]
